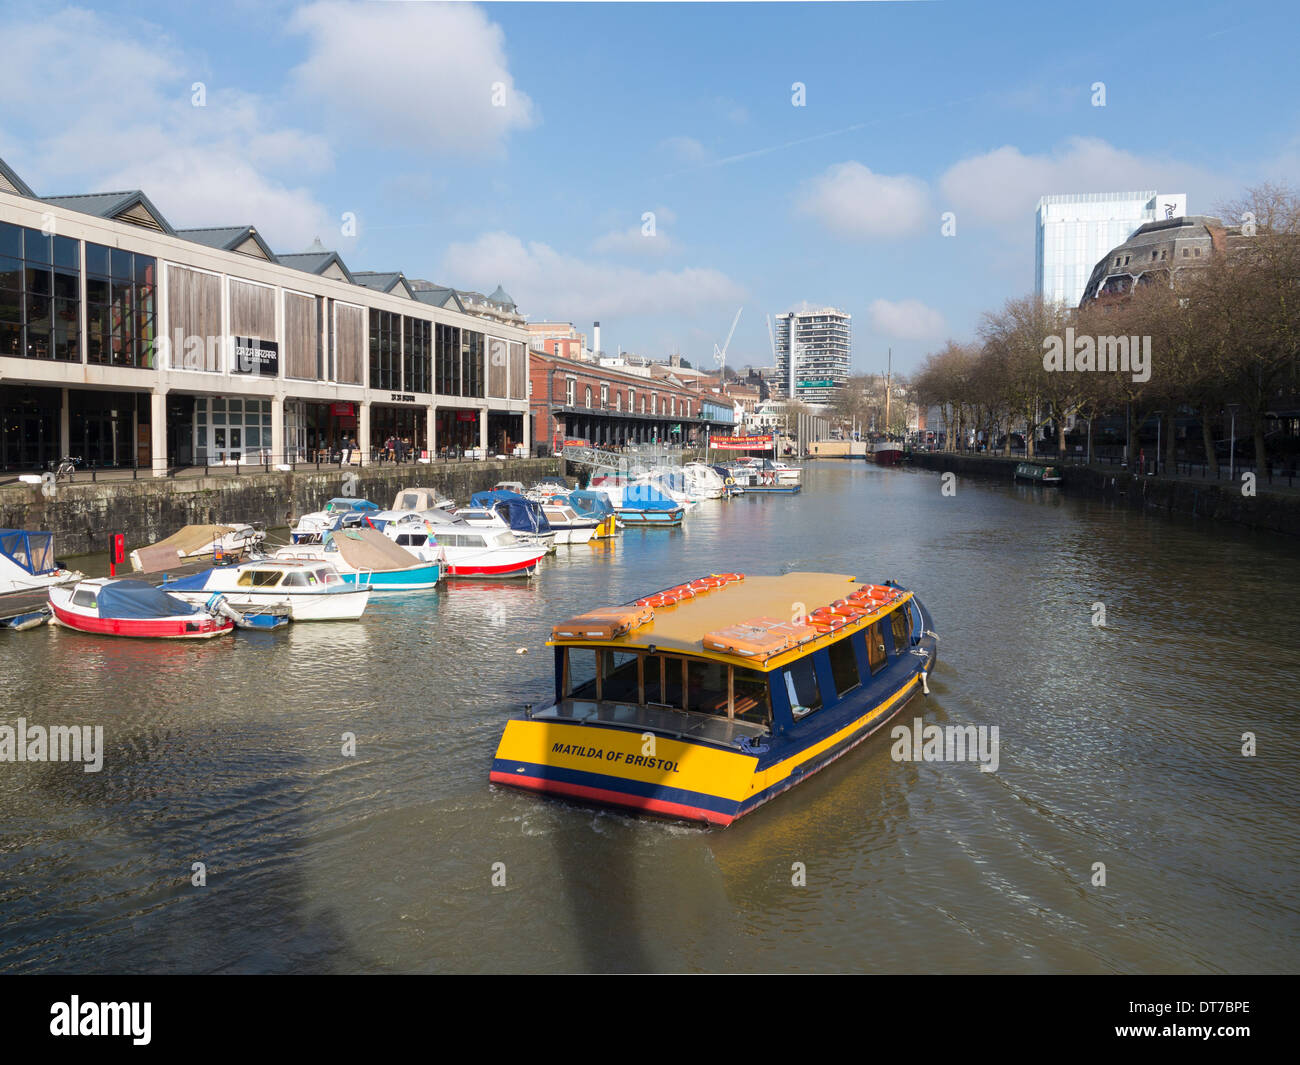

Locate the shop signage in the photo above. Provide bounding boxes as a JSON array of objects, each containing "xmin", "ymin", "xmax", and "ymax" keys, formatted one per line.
[
  {"xmin": 232, "ymin": 336, "xmax": 279, "ymax": 376},
  {"xmin": 389, "ymin": 393, "xmax": 416, "ymax": 403},
  {"xmin": 456, "ymin": 411, "xmax": 478, "ymax": 422},
  {"xmin": 330, "ymin": 402, "xmax": 355, "ymax": 416},
  {"xmin": 798, "ymin": 378, "xmax": 833, "ymax": 388},
  {"xmin": 712, "ymin": 434, "xmax": 773, "ymax": 450}
]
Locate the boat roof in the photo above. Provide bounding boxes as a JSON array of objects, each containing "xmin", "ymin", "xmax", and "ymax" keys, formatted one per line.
[{"xmin": 551, "ymin": 572, "xmax": 913, "ymax": 671}]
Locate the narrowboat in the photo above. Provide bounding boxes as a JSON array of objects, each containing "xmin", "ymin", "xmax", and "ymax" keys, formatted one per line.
[
  {"xmin": 1014, "ymin": 462, "xmax": 1062, "ymax": 485},
  {"xmin": 491, "ymin": 571, "xmax": 938, "ymax": 827}
]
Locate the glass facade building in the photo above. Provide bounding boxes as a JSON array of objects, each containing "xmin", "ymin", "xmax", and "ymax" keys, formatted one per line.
[
  {"xmin": 1035, "ymin": 191, "xmax": 1186, "ymax": 307},
  {"xmin": 773, "ymin": 306, "xmax": 851, "ymax": 405}
]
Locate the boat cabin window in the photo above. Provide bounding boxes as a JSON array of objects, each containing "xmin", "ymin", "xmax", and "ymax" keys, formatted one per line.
[
  {"xmin": 72, "ymin": 588, "xmax": 97, "ymax": 608},
  {"xmin": 315, "ymin": 569, "xmax": 340, "ymax": 585},
  {"xmin": 783, "ymin": 657, "xmax": 823, "ymax": 720},
  {"xmin": 282, "ymin": 571, "xmax": 310, "ymax": 587},
  {"xmin": 395, "ymin": 533, "xmax": 427, "ymax": 547},
  {"xmin": 890, "ymin": 606, "xmax": 912, "ymax": 653},
  {"xmin": 598, "ymin": 649, "xmax": 640, "ymax": 702},
  {"xmin": 866, "ymin": 622, "xmax": 887, "ymax": 673},
  {"xmin": 828, "ymin": 635, "xmax": 861, "ymax": 696},
  {"xmin": 237, "ymin": 569, "xmax": 284, "ymax": 588},
  {"xmin": 561, "ymin": 648, "xmax": 772, "ymax": 727}
]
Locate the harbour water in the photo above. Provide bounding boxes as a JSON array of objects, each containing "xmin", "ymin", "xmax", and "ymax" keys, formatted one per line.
[{"xmin": 1, "ymin": 462, "xmax": 1297, "ymax": 973}]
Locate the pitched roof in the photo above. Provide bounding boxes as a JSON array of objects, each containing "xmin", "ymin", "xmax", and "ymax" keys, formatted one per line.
[
  {"xmin": 408, "ymin": 280, "xmax": 466, "ymax": 312},
  {"xmin": 352, "ymin": 271, "xmax": 415, "ymax": 298},
  {"xmin": 0, "ymin": 157, "xmax": 34, "ymax": 198},
  {"xmin": 176, "ymin": 225, "xmax": 278, "ymax": 262},
  {"xmin": 40, "ymin": 190, "xmax": 175, "ymax": 234},
  {"xmin": 276, "ymin": 249, "xmax": 356, "ymax": 284}
]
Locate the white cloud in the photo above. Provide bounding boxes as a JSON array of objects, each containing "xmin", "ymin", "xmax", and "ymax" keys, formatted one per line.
[
  {"xmin": 288, "ymin": 1, "xmax": 535, "ymax": 156},
  {"xmin": 868, "ymin": 298, "xmax": 946, "ymax": 341},
  {"xmin": 796, "ymin": 162, "xmax": 930, "ymax": 238},
  {"xmin": 0, "ymin": 8, "xmax": 334, "ymax": 251},
  {"xmin": 939, "ymin": 137, "xmax": 1238, "ymax": 228},
  {"xmin": 442, "ymin": 231, "xmax": 745, "ymax": 320},
  {"xmin": 660, "ymin": 136, "xmax": 710, "ymax": 164},
  {"xmin": 590, "ymin": 207, "xmax": 679, "ymax": 257}
]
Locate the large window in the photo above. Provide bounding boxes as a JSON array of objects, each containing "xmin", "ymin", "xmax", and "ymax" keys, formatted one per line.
[
  {"xmin": 890, "ymin": 605, "xmax": 912, "ymax": 654},
  {"xmin": 369, "ymin": 309, "xmax": 401, "ymax": 391},
  {"xmin": 403, "ymin": 317, "xmax": 431, "ymax": 394},
  {"xmin": 0, "ymin": 223, "xmax": 81, "ymax": 362},
  {"xmin": 783, "ymin": 657, "xmax": 823, "ymax": 720},
  {"xmin": 435, "ymin": 322, "xmax": 460, "ymax": 395},
  {"xmin": 87, "ymin": 242, "xmax": 154, "ymax": 368},
  {"xmin": 462, "ymin": 329, "xmax": 484, "ymax": 398},
  {"xmin": 829, "ymin": 636, "xmax": 861, "ymax": 696}
]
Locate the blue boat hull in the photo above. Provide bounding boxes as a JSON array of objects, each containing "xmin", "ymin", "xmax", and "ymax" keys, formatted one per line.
[{"xmin": 339, "ymin": 563, "xmax": 441, "ymax": 591}]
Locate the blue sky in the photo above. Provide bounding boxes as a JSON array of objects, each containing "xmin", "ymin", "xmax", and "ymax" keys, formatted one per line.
[{"xmin": 1, "ymin": 0, "xmax": 1296, "ymax": 377}]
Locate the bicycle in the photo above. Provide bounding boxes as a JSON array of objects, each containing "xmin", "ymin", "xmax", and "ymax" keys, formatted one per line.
[{"xmin": 53, "ymin": 455, "xmax": 81, "ymax": 483}]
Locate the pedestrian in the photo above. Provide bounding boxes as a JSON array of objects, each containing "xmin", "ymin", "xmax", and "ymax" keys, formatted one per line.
[{"xmin": 340, "ymin": 436, "xmax": 353, "ymax": 466}]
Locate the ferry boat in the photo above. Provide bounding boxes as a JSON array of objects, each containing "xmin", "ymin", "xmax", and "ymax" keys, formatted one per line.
[
  {"xmin": 1014, "ymin": 461, "xmax": 1062, "ymax": 485},
  {"xmin": 491, "ymin": 571, "xmax": 938, "ymax": 827}
]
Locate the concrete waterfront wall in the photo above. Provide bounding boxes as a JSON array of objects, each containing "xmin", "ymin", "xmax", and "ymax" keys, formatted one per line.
[
  {"xmin": 909, "ymin": 451, "xmax": 1300, "ymax": 538},
  {"xmin": 0, "ymin": 458, "xmax": 561, "ymax": 557}
]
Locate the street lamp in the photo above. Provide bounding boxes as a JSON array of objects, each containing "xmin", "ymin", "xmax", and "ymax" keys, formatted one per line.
[
  {"xmin": 1153, "ymin": 411, "xmax": 1161, "ymax": 477},
  {"xmin": 1227, "ymin": 403, "xmax": 1239, "ymax": 482}
]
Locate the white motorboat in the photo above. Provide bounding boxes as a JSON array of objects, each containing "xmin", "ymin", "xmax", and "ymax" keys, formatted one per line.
[
  {"xmin": 536, "ymin": 502, "xmax": 598, "ymax": 545},
  {"xmin": 0, "ymin": 529, "xmax": 81, "ymax": 595},
  {"xmin": 129, "ymin": 523, "xmax": 265, "ymax": 572},
  {"xmin": 160, "ymin": 559, "xmax": 371, "ymax": 621},
  {"xmin": 275, "ymin": 527, "xmax": 443, "ymax": 591},
  {"xmin": 291, "ymin": 498, "xmax": 381, "ymax": 544}
]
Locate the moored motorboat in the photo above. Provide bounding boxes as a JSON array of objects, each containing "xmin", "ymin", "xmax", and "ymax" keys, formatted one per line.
[
  {"xmin": 491, "ymin": 571, "xmax": 937, "ymax": 827},
  {"xmin": 49, "ymin": 578, "xmax": 236, "ymax": 639},
  {"xmin": 291, "ymin": 498, "xmax": 381, "ymax": 544},
  {"xmin": 0, "ymin": 529, "xmax": 82, "ymax": 595},
  {"xmin": 871, "ymin": 439, "xmax": 904, "ymax": 466},
  {"xmin": 129, "ymin": 523, "xmax": 265, "ymax": 572},
  {"xmin": 275, "ymin": 527, "xmax": 442, "ymax": 591},
  {"xmin": 160, "ymin": 559, "xmax": 371, "ymax": 620}
]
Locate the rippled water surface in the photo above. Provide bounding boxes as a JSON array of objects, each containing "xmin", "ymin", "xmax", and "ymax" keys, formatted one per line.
[{"xmin": 2, "ymin": 462, "xmax": 1297, "ymax": 973}]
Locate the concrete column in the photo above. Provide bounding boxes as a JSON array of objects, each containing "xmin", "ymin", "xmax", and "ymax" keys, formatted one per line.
[
  {"xmin": 479, "ymin": 405, "xmax": 489, "ymax": 455},
  {"xmin": 60, "ymin": 388, "xmax": 70, "ymax": 457},
  {"xmin": 271, "ymin": 395, "xmax": 284, "ymax": 465},
  {"xmin": 150, "ymin": 391, "xmax": 167, "ymax": 477},
  {"xmin": 522, "ymin": 404, "xmax": 531, "ymax": 455},
  {"xmin": 427, "ymin": 404, "xmax": 437, "ymax": 460},
  {"xmin": 358, "ymin": 401, "xmax": 370, "ymax": 466}
]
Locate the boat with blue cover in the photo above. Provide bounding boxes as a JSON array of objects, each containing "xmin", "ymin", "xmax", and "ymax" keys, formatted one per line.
[
  {"xmin": 0, "ymin": 529, "xmax": 81, "ymax": 596},
  {"xmin": 292, "ymin": 498, "xmax": 381, "ymax": 543},
  {"xmin": 491, "ymin": 571, "xmax": 938, "ymax": 826},
  {"xmin": 49, "ymin": 578, "xmax": 235, "ymax": 639}
]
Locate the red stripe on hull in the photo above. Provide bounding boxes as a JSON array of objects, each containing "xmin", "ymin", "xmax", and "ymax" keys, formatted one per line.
[
  {"xmin": 489, "ymin": 771, "xmax": 735, "ymax": 827},
  {"xmin": 51, "ymin": 602, "xmax": 233, "ymax": 639},
  {"xmin": 448, "ymin": 559, "xmax": 540, "ymax": 577}
]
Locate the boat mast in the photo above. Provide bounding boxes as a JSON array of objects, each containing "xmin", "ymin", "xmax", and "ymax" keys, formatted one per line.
[{"xmin": 884, "ymin": 348, "xmax": 892, "ymax": 436}]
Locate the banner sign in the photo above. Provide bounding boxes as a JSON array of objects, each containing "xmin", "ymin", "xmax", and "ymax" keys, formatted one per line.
[
  {"xmin": 456, "ymin": 411, "xmax": 478, "ymax": 422},
  {"xmin": 712, "ymin": 434, "xmax": 773, "ymax": 450},
  {"xmin": 330, "ymin": 402, "xmax": 355, "ymax": 416},
  {"xmin": 232, "ymin": 336, "xmax": 278, "ymax": 376}
]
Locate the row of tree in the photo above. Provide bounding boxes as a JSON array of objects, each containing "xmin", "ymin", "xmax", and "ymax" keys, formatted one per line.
[{"xmin": 909, "ymin": 185, "xmax": 1300, "ymax": 473}]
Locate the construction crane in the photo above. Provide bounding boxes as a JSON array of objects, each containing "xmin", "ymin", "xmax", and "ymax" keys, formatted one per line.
[{"xmin": 713, "ymin": 307, "xmax": 743, "ymax": 380}]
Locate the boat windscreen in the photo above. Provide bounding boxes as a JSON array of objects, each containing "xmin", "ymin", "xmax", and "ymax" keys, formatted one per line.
[{"xmin": 0, "ymin": 530, "xmax": 55, "ymax": 574}]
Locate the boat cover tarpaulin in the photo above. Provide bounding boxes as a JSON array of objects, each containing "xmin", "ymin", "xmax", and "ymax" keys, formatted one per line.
[
  {"xmin": 568, "ymin": 490, "xmax": 614, "ymax": 520},
  {"xmin": 622, "ymin": 485, "xmax": 679, "ymax": 510},
  {"xmin": 329, "ymin": 528, "xmax": 423, "ymax": 571},
  {"xmin": 97, "ymin": 580, "xmax": 199, "ymax": 619},
  {"xmin": 0, "ymin": 529, "xmax": 55, "ymax": 574},
  {"xmin": 145, "ymin": 525, "xmax": 235, "ymax": 558},
  {"xmin": 470, "ymin": 491, "xmax": 553, "ymax": 534}
]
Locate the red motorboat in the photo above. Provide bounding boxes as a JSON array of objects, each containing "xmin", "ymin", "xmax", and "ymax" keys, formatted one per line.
[{"xmin": 49, "ymin": 578, "xmax": 235, "ymax": 639}]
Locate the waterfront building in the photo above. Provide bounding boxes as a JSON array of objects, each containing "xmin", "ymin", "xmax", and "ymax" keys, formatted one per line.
[
  {"xmin": 0, "ymin": 157, "xmax": 530, "ymax": 473},
  {"xmin": 527, "ymin": 321, "xmax": 591, "ymax": 361},
  {"xmin": 772, "ymin": 306, "xmax": 851, "ymax": 404},
  {"xmin": 528, "ymin": 351, "xmax": 733, "ymax": 452},
  {"xmin": 1078, "ymin": 214, "xmax": 1228, "ymax": 305},
  {"xmin": 1035, "ymin": 191, "xmax": 1186, "ymax": 307}
]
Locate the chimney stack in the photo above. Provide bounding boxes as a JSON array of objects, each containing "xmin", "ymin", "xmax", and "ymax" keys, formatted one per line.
[{"xmin": 593, "ymin": 321, "xmax": 601, "ymax": 359}]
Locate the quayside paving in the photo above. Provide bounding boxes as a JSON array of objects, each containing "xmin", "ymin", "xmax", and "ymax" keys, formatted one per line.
[{"xmin": 0, "ymin": 457, "xmax": 560, "ymax": 557}]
